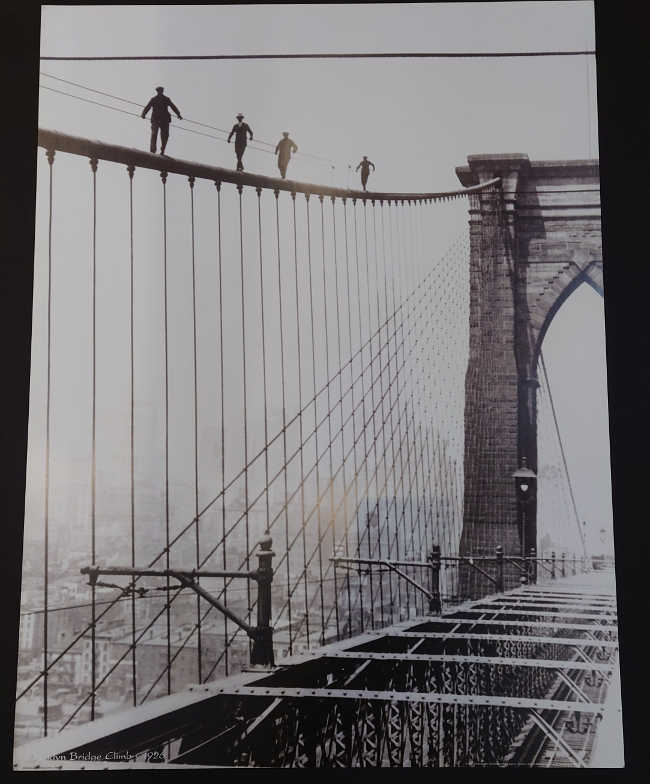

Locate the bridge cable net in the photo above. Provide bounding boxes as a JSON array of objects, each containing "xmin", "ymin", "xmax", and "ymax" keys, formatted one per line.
[{"xmin": 16, "ymin": 132, "xmax": 498, "ymax": 741}]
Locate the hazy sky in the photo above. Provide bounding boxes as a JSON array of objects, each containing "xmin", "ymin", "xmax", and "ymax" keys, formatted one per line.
[
  {"xmin": 38, "ymin": 2, "xmax": 598, "ymax": 189},
  {"xmin": 27, "ymin": 3, "xmax": 612, "ymax": 558}
]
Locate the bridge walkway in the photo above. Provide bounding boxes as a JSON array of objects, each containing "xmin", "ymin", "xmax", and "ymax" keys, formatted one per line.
[{"xmin": 14, "ymin": 570, "xmax": 619, "ymax": 769}]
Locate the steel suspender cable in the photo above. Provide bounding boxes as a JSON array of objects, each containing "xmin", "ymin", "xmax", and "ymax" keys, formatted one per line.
[
  {"xmin": 127, "ymin": 163, "xmax": 137, "ymax": 707},
  {"xmin": 215, "ymin": 180, "xmax": 228, "ymax": 676},
  {"xmin": 256, "ymin": 186, "xmax": 271, "ymax": 644},
  {"xmin": 43, "ymin": 148, "xmax": 55, "ymax": 736},
  {"xmin": 331, "ymin": 197, "xmax": 343, "ymax": 640},
  {"xmin": 352, "ymin": 199, "xmax": 367, "ymax": 630},
  {"xmin": 89, "ymin": 155, "xmax": 98, "ymax": 722},
  {"xmin": 342, "ymin": 198, "xmax": 354, "ymax": 637},
  {"xmin": 161, "ymin": 169, "xmax": 172, "ymax": 696},
  {"xmin": 371, "ymin": 202, "xmax": 386, "ymax": 619},
  {"xmin": 237, "ymin": 185, "xmax": 252, "ymax": 639},
  {"xmin": 362, "ymin": 201, "xmax": 376, "ymax": 626},
  {"xmin": 320, "ymin": 197, "xmax": 334, "ymax": 640},
  {"xmin": 189, "ymin": 175, "xmax": 202, "ymax": 684},
  {"xmin": 275, "ymin": 191, "xmax": 292, "ymax": 655},
  {"xmin": 539, "ymin": 350, "xmax": 587, "ymax": 557},
  {"xmin": 293, "ymin": 193, "xmax": 309, "ymax": 648},
  {"xmin": 387, "ymin": 202, "xmax": 403, "ymax": 617},
  {"xmin": 380, "ymin": 203, "xmax": 396, "ymax": 623}
]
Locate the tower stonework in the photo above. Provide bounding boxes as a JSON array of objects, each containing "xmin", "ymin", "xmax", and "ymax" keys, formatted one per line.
[{"xmin": 455, "ymin": 155, "xmax": 602, "ymax": 593}]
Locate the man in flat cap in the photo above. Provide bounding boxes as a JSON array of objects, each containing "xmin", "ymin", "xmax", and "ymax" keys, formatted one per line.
[
  {"xmin": 275, "ymin": 132, "xmax": 298, "ymax": 179},
  {"xmin": 141, "ymin": 86, "xmax": 183, "ymax": 156},
  {"xmin": 228, "ymin": 113, "xmax": 254, "ymax": 171}
]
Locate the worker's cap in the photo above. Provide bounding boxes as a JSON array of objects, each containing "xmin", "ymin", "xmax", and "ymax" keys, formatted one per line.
[
  {"xmin": 236, "ymin": 113, "xmax": 244, "ymax": 119},
  {"xmin": 282, "ymin": 131, "xmax": 289, "ymax": 136},
  {"xmin": 155, "ymin": 86, "xmax": 164, "ymax": 92}
]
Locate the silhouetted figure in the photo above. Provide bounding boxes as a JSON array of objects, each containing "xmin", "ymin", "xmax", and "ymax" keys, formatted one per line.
[
  {"xmin": 228, "ymin": 114, "xmax": 253, "ymax": 171},
  {"xmin": 275, "ymin": 132, "xmax": 298, "ymax": 179},
  {"xmin": 141, "ymin": 86, "xmax": 182, "ymax": 156},
  {"xmin": 355, "ymin": 156, "xmax": 375, "ymax": 191}
]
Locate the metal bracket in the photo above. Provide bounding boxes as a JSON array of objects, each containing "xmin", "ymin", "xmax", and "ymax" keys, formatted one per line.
[{"xmin": 81, "ymin": 532, "xmax": 276, "ymax": 668}]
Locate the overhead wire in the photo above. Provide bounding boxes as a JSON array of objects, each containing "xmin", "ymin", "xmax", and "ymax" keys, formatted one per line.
[{"xmin": 41, "ymin": 51, "xmax": 596, "ymax": 61}]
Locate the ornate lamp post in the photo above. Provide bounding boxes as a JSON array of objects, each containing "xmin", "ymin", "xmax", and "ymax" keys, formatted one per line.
[{"xmin": 512, "ymin": 457, "xmax": 537, "ymax": 559}]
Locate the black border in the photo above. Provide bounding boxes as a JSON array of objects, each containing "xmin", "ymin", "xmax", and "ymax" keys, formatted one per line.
[{"xmin": 1, "ymin": 1, "xmax": 647, "ymax": 778}]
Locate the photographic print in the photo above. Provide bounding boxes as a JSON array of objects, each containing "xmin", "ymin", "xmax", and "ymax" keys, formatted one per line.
[{"xmin": 12, "ymin": 2, "xmax": 623, "ymax": 769}]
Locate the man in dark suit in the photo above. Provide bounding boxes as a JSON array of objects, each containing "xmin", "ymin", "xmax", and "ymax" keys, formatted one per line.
[
  {"xmin": 141, "ymin": 86, "xmax": 183, "ymax": 155},
  {"xmin": 228, "ymin": 113, "xmax": 254, "ymax": 171}
]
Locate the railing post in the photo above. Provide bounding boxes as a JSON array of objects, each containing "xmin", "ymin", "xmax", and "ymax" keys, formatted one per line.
[
  {"xmin": 528, "ymin": 546, "xmax": 537, "ymax": 585},
  {"xmin": 495, "ymin": 545, "xmax": 504, "ymax": 593},
  {"xmin": 429, "ymin": 545, "xmax": 441, "ymax": 614},
  {"xmin": 551, "ymin": 551, "xmax": 556, "ymax": 580},
  {"xmin": 572, "ymin": 553, "xmax": 577, "ymax": 576},
  {"xmin": 561, "ymin": 551, "xmax": 566, "ymax": 578},
  {"xmin": 250, "ymin": 532, "xmax": 275, "ymax": 668}
]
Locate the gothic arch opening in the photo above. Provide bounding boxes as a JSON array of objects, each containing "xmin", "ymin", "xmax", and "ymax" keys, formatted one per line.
[{"xmin": 535, "ymin": 281, "xmax": 613, "ymax": 560}]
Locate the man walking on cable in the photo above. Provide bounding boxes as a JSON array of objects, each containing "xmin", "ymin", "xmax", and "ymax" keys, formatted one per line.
[
  {"xmin": 228, "ymin": 113, "xmax": 254, "ymax": 171},
  {"xmin": 141, "ymin": 86, "xmax": 183, "ymax": 156},
  {"xmin": 355, "ymin": 156, "xmax": 375, "ymax": 191},
  {"xmin": 275, "ymin": 132, "xmax": 298, "ymax": 179}
]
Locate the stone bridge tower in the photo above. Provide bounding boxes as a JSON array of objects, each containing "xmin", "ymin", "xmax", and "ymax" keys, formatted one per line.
[{"xmin": 455, "ymin": 154, "xmax": 602, "ymax": 589}]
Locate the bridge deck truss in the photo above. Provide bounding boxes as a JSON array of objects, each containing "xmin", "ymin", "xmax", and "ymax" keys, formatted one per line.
[{"xmin": 14, "ymin": 576, "xmax": 618, "ymax": 769}]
